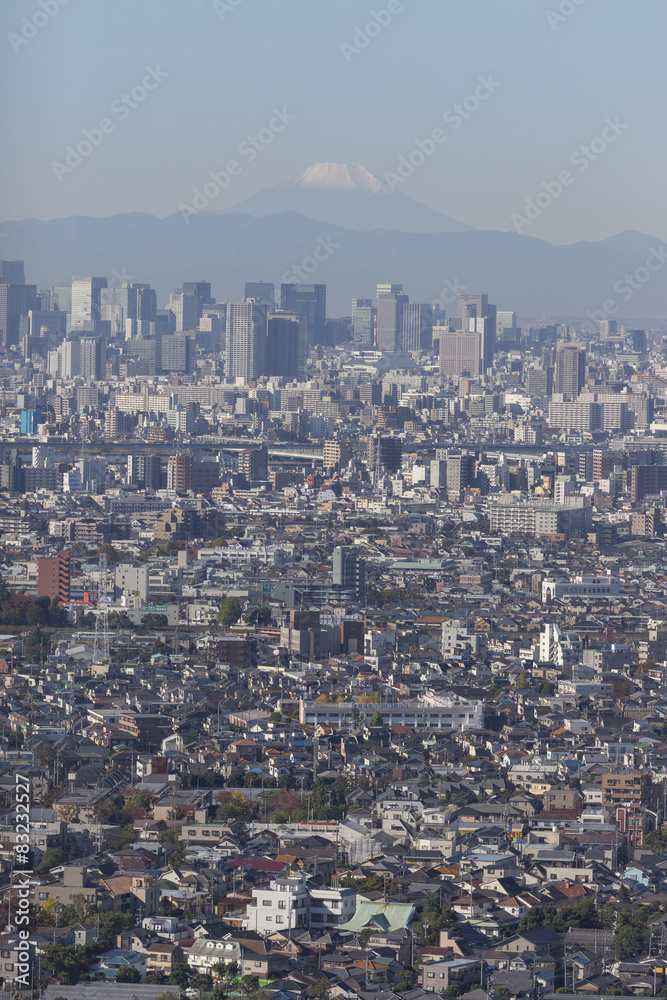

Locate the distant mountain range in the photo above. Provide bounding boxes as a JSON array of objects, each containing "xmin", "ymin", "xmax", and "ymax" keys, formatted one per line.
[{"xmin": 2, "ymin": 163, "xmax": 666, "ymax": 319}]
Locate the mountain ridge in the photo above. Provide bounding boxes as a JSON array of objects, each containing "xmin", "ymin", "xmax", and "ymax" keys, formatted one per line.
[{"xmin": 1, "ymin": 209, "xmax": 666, "ymax": 320}]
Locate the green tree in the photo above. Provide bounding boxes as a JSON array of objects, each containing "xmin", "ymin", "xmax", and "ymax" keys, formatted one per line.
[
  {"xmin": 144, "ymin": 973, "xmax": 166, "ymax": 984},
  {"xmin": 169, "ymin": 962, "xmax": 191, "ymax": 987},
  {"xmin": 141, "ymin": 613, "xmax": 169, "ymax": 629},
  {"xmin": 371, "ymin": 710, "xmax": 384, "ymax": 727},
  {"xmin": 307, "ymin": 982, "xmax": 331, "ymax": 1000},
  {"xmin": 97, "ymin": 913, "xmax": 135, "ymax": 950},
  {"xmin": 310, "ymin": 776, "xmax": 348, "ymax": 820},
  {"xmin": 191, "ymin": 973, "xmax": 214, "ymax": 992},
  {"xmin": 219, "ymin": 597, "xmax": 242, "ymax": 627},
  {"xmin": 116, "ymin": 967, "xmax": 141, "ymax": 983},
  {"xmin": 514, "ymin": 671, "xmax": 529, "ymax": 690},
  {"xmin": 36, "ymin": 847, "xmax": 65, "ymax": 875}
]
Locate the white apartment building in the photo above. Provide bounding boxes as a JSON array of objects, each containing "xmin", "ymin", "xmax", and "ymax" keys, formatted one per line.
[
  {"xmin": 537, "ymin": 623, "xmax": 582, "ymax": 667},
  {"xmin": 300, "ymin": 697, "xmax": 484, "ymax": 731},
  {"xmin": 441, "ymin": 619, "xmax": 487, "ymax": 659},
  {"xmin": 541, "ymin": 572, "xmax": 622, "ymax": 603},
  {"xmin": 244, "ymin": 873, "xmax": 356, "ymax": 935},
  {"xmin": 187, "ymin": 937, "xmax": 241, "ymax": 974}
]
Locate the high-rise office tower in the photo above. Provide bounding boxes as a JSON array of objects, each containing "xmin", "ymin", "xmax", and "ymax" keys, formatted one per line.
[
  {"xmin": 376, "ymin": 290, "xmax": 409, "ymax": 351},
  {"xmin": 245, "ymin": 282, "xmax": 275, "ymax": 309},
  {"xmin": 280, "ymin": 284, "xmax": 326, "ymax": 347},
  {"xmin": 626, "ymin": 329, "xmax": 647, "ymax": 353},
  {"xmin": 79, "ymin": 337, "xmax": 105, "ymax": 381},
  {"xmin": 555, "ymin": 344, "xmax": 585, "ymax": 398},
  {"xmin": 0, "ymin": 262, "xmax": 25, "ymax": 285},
  {"xmin": 436, "ymin": 326, "xmax": 483, "ymax": 376},
  {"xmin": 266, "ymin": 312, "xmax": 303, "ymax": 380},
  {"xmin": 458, "ymin": 292, "xmax": 496, "ymax": 371},
  {"xmin": 169, "ymin": 291, "xmax": 198, "ymax": 332},
  {"xmin": 70, "ymin": 277, "xmax": 107, "ymax": 330},
  {"xmin": 226, "ymin": 301, "xmax": 267, "ymax": 381},
  {"xmin": 161, "ymin": 333, "xmax": 192, "ymax": 374},
  {"xmin": 402, "ymin": 302, "xmax": 434, "ymax": 352},
  {"xmin": 176, "ymin": 281, "xmax": 213, "ymax": 325},
  {"xmin": 102, "ymin": 283, "xmax": 157, "ymax": 337},
  {"xmin": 351, "ymin": 299, "xmax": 374, "ymax": 344},
  {"xmin": 526, "ymin": 365, "xmax": 553, "ymax": 398},
  {"xmin": 376, "ymin": 283, "xmax": 403, "ymax": 297},
  {"xmin": 600, "ymin": 319, "xmax": 617, "ymax": 340},
  {"xmin": 333, "ymin": 545, "xmax": 366, "ymax": 602},
  {"xmin": 0, "ymin": 282, "xmax": 39, "ymax": 348},
  {"xmin": 497, "ymin": 310, "xmax": 517, "ymax": 336},
  {"xmin": 53, "ymin": 279, "xmax": 72, "ymax": 316}
]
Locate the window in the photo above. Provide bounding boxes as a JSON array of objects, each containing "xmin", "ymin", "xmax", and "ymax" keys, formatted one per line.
[
  {"xmin": 278, "ymin": 901, "xmax": 286, "ymax": 909},
  {"xmin": 4, "ymin": 964, "xmax": 13, "ymax": 972},
  {"xmin": 0, "ymin": 952, "xmax": 9, "ymax": 959},
  {"xmin": 427, "ymin": 972, "xmax": 435, "ymax": 979},
  {"xmin": 276, "ymin": 916, "xmax": 283, "ymax": 925},
  {"xmin": 263, "ymin": 900, "xmax": 272, "ymax": 906},
  {"xmin": 265, "ymin": 916, "xmax": 272, "ymax": 922}
]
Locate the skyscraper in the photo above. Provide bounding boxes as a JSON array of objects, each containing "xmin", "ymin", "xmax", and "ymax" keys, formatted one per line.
[
  {"xmin": 280, "ymin": 284, "xmax": 326, "ymax": 347},
  {"xmin": 266, "ymin": 311, "xmax": 303, "ymax": 380},
  {"xmin": 79, "ymin": 337, "xmax": 104, "ymax": 381},
  {"xmin": 70, "ymin": 277, "xmax": 107, "ymax": 330},
  {"xmin": 161, "ymin": 333, "xmax": 192, "ymax": 374},
  {"xmin": 376, "ymin": 290, "xmax": 409, "ymax": 351},
  {"xmin": 555, "ymin": 344, "xmax": 585, "ymax": 398},
  {"xmin": 0, "ymin": 282, "xmax": 39, "ymax": 348},
  {"xmin": 458, "ymin": 292, "xmax": 496, "ymax": 371},
  {"xmin": 496, "ymin": 310, "xmax": 517, "ymax": 336},
  {"xmin": 53, "ymin": 279, "xmax": 72, "ymax": 316},
  {"xmin": 226, "ymin": 300, "xmax": 267, "ymax": 381},
  {"xmin": 351, "ymin": 299, "xmax": 374, "ymax": 344},
  {"xmin": 245, "ymin": 282, "xmax": 275, "ymax": 308},
  {"xmin": 436, "ymin": 327, "xmax": 483, "ymax": 376},
  {"xmin": 168, "ymin": 290, "xmax": 198, "ymax": 332},
  {"xmin": 0, "ymin": 262, "xmax": 25, "ymax": 285},
  {"xmin": 402, "ymin": 302, "xmax": 434, "ymax": 352},
  {"xmin": 102, "ymin": 282, "xmax": 157, "ymax": 337}
]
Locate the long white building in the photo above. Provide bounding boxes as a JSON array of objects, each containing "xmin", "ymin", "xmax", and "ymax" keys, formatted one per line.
[{"xmin": 299, "ymin": 697, "xmax": 484, "ymax": 731}]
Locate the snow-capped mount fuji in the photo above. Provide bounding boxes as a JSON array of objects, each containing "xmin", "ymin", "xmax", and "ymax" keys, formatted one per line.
[
  {"xmin": 225, "ymin": 161, "xmax": 473, "ymax": 233},
  {"xmin": 294, "ymin": 162, "xmax": 391, "ymax": 193}
]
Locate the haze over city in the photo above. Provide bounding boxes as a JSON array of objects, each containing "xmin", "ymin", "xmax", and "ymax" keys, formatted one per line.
[{"xmin": 2, "ymin": 7, "xmax": 667, "ymax": 1000}]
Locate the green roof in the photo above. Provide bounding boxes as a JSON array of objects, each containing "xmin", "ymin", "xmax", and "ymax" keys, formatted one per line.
[{"xmin": 337, "ymin": 900, "xmax": 416, "ymax": 934}]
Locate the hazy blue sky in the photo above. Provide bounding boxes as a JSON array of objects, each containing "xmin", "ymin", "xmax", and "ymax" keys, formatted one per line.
[{"xmin": 0, "ymin": 0, "xmax": 663, "ymax": 245}]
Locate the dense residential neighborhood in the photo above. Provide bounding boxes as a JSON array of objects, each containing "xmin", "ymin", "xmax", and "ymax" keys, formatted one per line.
[{"xmin": 1, "ymin": 266, "xmax": 667, "ymax": 1000}]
